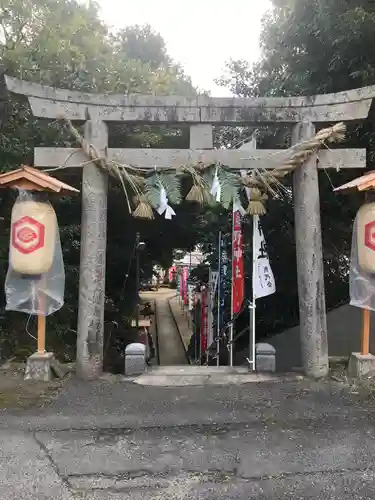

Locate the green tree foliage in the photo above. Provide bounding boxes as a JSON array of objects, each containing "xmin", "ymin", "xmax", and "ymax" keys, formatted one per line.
[
  {"xmin": 114, "ymin": 24, "xmax": 170, "ymax": 70},
  {"xmin": 218, "ymin": 0, "xmax": 374, "ymax": 343},
  {"xmin": 0, "ymin": 0, "xmax": 194, "ymax": 93},
  {"xmin": 0, "ymin": 0, "xmax": 200, "ymax": 365},
  {"xmin": 220, "ymin": 1, "xmax": 375, "ymax": 97}
]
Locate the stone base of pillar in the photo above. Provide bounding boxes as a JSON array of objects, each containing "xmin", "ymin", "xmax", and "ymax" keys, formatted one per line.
[
  {"xmin": 24, "ymin": 352, "xmax": 55, "ymax": 381},
  {"xmin": 348, "ymin": 352, "xmax": 375, "ymax": 379}
]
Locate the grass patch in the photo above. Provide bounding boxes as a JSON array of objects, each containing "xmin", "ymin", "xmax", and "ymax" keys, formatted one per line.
[{"xmin": 0, "ymin": 367, "xmax": 66, "ymax": 410}]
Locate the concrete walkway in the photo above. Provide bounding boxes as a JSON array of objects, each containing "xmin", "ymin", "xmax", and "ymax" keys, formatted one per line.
[
  {"xmin": 155, "ymin": 289, "xmax": 188, "ymax": 366},
  {"xmin": 169, "ymin": 295, "xmax": 193, "ymax": 352}
]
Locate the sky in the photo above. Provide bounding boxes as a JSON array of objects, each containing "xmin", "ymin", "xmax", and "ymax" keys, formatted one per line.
[{"xmin": 98, "ymin": 0, "xmax": 271, "ymax": 96}]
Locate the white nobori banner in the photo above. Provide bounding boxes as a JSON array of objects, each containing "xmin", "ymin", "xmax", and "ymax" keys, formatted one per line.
[
  {"xmin": 210, "ymin": 271, "xmax": 219, "ymax": 299},
  {"xmin": 252, "ymin": 215, "xmax": 276, "ymax": 299}
]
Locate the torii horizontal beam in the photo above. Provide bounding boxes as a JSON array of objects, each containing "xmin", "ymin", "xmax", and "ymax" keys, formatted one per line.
[
  {"xmin": 6, "ymin": 76, "xmax": 375, "ymax": 123},
  {"xmin": 35, "ymin": 147, "xmax": 366, "ymax": 170}
]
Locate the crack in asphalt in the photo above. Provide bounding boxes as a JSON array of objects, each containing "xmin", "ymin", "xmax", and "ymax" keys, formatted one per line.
[{"xmin": 32, "ymin": 431, "xmax": 74, "ymax": 494}]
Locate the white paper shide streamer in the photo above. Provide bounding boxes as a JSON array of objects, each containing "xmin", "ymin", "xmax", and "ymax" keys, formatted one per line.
[
  {"xmin": 240, "ymin": 170, "xmax": 251, "ymax": 201},
  {"xmin": 210, "ymin": 167, "xmax": 221, "ymax": 202},
  {"xmin": 157, "ymin": 185, "xmax": 176, "ymax": 220},
  {"xmin": 233, "ymin": 197, "xmax": 246, "ymax": 216}
]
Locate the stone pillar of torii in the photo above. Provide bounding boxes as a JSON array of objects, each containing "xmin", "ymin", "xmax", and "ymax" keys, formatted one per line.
[{"xmin": 4, "ymin": 75, "xmax": 371, "ymax": 378}]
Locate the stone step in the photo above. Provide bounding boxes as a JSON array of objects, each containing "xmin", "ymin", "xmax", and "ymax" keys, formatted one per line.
[{"xmin": 134, "ymin": 365, "xmax": 286, "ymax": 386}]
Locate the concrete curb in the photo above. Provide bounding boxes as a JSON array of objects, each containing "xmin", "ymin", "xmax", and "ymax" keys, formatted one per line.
[
  {"xmin": 149, "ymin": 299, "xmax": 159, "ymax": 366},
  {"xmin": 168, "ymin": 296, "xmax": 191, "ymax": 364}
]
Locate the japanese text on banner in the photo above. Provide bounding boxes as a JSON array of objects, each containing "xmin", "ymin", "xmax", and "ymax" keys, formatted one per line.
[
  {"xmin": 253, "ymin": 215, "xmax": 276, "ymax": 299},
  {"xmin": 219, "ymin": 236, "xmax": 230, "ymax": 331},
  {"xmin": 232, "ymin": 209, "xmax": 244, "ymax": 313}
]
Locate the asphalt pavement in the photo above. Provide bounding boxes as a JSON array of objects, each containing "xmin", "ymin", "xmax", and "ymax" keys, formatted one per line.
[{"xmin": 1, "ymin": 374, "xmax": 375, "ymax": 499}]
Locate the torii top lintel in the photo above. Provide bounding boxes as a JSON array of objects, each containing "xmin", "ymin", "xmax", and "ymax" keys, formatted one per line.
[{"xmin": 5, "ymin": 76, "xmax": 375, "ymax": 124}]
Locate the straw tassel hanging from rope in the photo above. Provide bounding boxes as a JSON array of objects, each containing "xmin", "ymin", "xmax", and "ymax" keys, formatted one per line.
[
  {"xmin": 57, "ymin": 117, "xmax": 346, "ymax": 219},
  {"xmin": 133, "ymin": 195, "xmax": 154, "ymax": 220}
]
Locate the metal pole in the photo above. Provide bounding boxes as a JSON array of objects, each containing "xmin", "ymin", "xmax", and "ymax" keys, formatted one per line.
[
  {"xmin": 251, "ymin": 217, "xmax": 256, "ymax": 371},
  {"xmin": 207, "ymin": 266, "xmax": 213, "ymax": 364},
  {"xmin": 204, "ymin": 287, "xmax": 209, "ymax": 367},
  {"xmin": 188, "ymin": 251, "xmax": 192, "ymax": 317},
  {"xmin": 252, "ymin": 301, "xmax": 256, "ymax": 371},
  {"xmin": 229, "ymin": 210, "xmax": 234, "ymax": 367},
  {"xmin": 181, "ymin": 268, "xmax": 184, "ymax": 311},
  {"xmin": 248, "ymin": 301, "xmax": 256, "ymax": 371},
  {"xmin": 216, "ymin": 231, "xmax": 222, "ymax": 367},
  {"xmin": 194, "ymin": 294, "xmax": 198, "ymax": 363},
  {"xmin": 199, "ymin": 288, "xmax": 202, "ymax": 365},
  {"xmin": 248, "ymin": 302, "xmax": 253, "ymax": 368},
  {"xmin": 135, "ymin": 232, "xmax": 140, "ymax": 332}
]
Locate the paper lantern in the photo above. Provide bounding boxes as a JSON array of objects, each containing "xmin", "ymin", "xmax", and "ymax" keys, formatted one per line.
[
  {"xmin": 357, "ymin": 203, "xmax": 375, "ymax": 273},
  {"xmin": 10, "ymin": 198, "xmax": 57, "ymax": 275}
]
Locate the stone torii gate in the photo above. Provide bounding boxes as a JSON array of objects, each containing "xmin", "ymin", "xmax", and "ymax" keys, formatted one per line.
[{"xmin": 5, "ymin": 76, "xmax": 370, "ymax": 379}]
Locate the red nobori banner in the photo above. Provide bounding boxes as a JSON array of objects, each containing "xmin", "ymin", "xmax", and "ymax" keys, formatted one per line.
[
  {"xmin": 183, "ymin": 267, "xmax": 189, "ymax": 305},
  {"xmin": 232, "ymin": 209, "xmax": 244, "ymax": 314},
  {"xmin": 200, "ymin": 288, "xmax": 208, "ymax": 354}
]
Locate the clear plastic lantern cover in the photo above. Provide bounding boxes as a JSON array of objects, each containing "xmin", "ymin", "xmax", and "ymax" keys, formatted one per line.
[
  {"xmin": 350, "ymin": 203, "xmax": 375, "ymax": 311},
  {"xmin": 5, "ymin": 190, "xmax": 65, "ymax": 316}
]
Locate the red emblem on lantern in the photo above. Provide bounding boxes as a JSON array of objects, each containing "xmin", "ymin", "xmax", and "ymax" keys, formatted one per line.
[
  {"xmin": 17, "ymin": 227, "xmax": 37, "ymax": 243},
  {"xmin": 365, "ymin": 221, "xmax": 375, "ymax": 251},
  {"xmin": 11, "ymin": 216, "xmax": 45, "ymax": 254}
]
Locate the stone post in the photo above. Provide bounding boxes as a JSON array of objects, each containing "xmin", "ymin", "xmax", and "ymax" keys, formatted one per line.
[
  {"xmin": 125, "ymin": 343, "xmax": 147, "ymax": 376},
  {"xmin": 293, "ymin": 121, "xmax": 329, "ymax": 377},
  {"xmin": 76, "ymin": 120, "xmax": 108, "ymax": 379},
  {"xmin": 255, "ymin": 343, "xmax": 276, "ymax": 372}
]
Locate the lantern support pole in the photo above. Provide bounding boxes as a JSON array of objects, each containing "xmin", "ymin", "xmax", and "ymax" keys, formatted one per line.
[
  {"xmin": 37, "ymin": 314, "xmax": 46, "ymax": 354},
  {"xmin": 37, "ymin": 279, "xmax": 46, "ymax": 354},
  {"xmin": 361, "ymin": 308, "xmax": 370, "ymax": 356}
]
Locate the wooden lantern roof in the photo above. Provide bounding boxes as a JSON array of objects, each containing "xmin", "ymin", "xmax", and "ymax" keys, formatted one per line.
[
  {"xmin": 335, "ymin": 170, "xmax": 375, "ymax": 193},
  {"xmin": 0, "ymin": 165, "xmax": 79, "ymax": 194}
]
